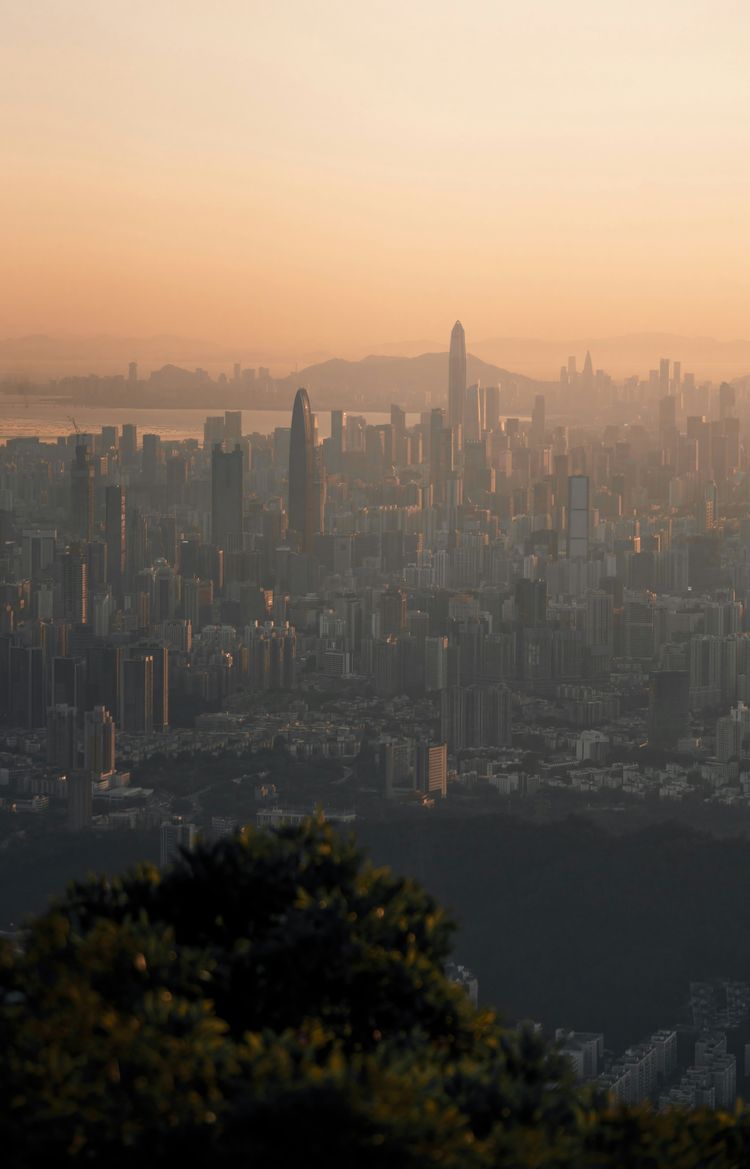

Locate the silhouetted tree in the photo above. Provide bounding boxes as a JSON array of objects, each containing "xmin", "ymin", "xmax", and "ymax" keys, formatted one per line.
[{"xmin": 2, "ymin": 818, "xmax": 750, "ymax": 1166}]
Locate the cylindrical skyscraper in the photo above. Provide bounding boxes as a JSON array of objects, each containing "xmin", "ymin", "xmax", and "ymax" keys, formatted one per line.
[
  {"xmin": 288, "ymin": 388, "xmax": 316, "ymax": 553},
  {"xmin": 448, "ymin": 320, "xmax": 466, "ymax": 432}
]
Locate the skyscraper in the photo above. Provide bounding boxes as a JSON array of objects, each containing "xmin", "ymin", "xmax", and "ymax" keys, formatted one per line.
[
  {"xmin": 119, "ymin": 655, "xmax": 154, "ymax": 733},
  {"xmin": 531, "ymin": 394, "xmax": 546, "ymax": 444},
  {"xmin": 67, "ymin": 770, "xmax": 92, "ymax": 831},
  {"xmin": 567, "ymin": 475, "xmax": 590, "ymax": 559},
  {"xmin": 84, "ymin": 705, "xmax": 116, "ymax": 777},
  {"xmin": 70, "ymin": 444, "xmax": 94, "ymax": 542},
  {"xmin": 211, "ymin": 443, "xmax": 244, "ymax": 551},
  {"xmin": 448, "ymin": 320, "xmax": 466, "ymax": 432},
  {"xmin": 464, "ymin": 383, "xmax": 482, "ymax": 443},
  {"xmin": 288, "ymin": 388, "xmax": 316, "ymax": 553},
  {"xmin": 47, "ymin": 703, "xmax": 77, "ymax": 769},
  {"xmin": 104, "ymin": 485, "xmax": 125, "ymax": 594},
  {"xmin": 330, "ymin": 409, "xmax": 346, "ymax": 472},
  {"xmin": 649, "ymin": 671, "xmax": 689, "ymax": 749}
]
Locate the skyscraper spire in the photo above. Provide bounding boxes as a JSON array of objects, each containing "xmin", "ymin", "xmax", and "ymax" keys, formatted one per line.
[
  {"xmin": 581, "ymin": 349, "xmax": 594, "ymax": 392},
  {"xmin": 448, "ymin": 321, "xmax": 466, "ymax": 432},
  {"xmin": 288, "ymin": 387, "xmax": 317, "ymax": 553}
]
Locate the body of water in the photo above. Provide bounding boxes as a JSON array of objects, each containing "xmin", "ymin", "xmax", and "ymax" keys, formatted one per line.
[{"xmin": 0, "ymin": 399, "xmax": 423, "ymax": 443}]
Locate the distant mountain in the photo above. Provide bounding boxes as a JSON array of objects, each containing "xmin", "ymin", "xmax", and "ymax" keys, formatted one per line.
[
  {"xmin": 355, "ymin": 338, "xmax": 445, "ymax": 358},
  {"xmin": 0, "ymin": 335, "xmax": 330, "ymax": 379},
  {"xmin": 275, "ymin": 351, "xmax": 546, "ymax": 408},
  {"xmin": 3, "ymin": 330, "xmax": 749, "ymax": 383}
]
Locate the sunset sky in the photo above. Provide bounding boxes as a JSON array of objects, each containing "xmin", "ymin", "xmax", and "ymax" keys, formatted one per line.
[{"xmin": 3, "ymin": 1, "xmax": 750, "ymax": 356}]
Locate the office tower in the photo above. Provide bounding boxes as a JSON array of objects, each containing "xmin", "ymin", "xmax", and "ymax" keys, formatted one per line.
[
  {"xmin": 448, "ymin": 320, "xmax": 466, "ymax": 432},
  {"xmin": 67, "ymin": 770, "xmax": 92, "ymax": 831},
  {"xmin": 61, "ymin": 550, "xmax": 88, "ymax": 624},
  {"xmin": 70, "ymin": 444, "xmax": 94, "ymax": 542},
  {"xmin": 531, "ymin": 394, "xmax": 545, "ymax": 444},
  {"xmin": 128, "ymin": 361, "xmax": 138, "ymax": 383},
  {"xmin": 415, "ymin": 741, "xmax": 448, "ymax": 798},
  {"xmin": 142, "ymin": 433, "xmax": 161, "ymax": 483},
  {"xmin": 211, "ymin": 443, "xmax": 244, "ymax": 551},
  {"xmin": 649, "ymin": 671, "xmax": 689, "ymax": 748},
  {"xmin": 47, "ymin": 703, "xmax": 77, "ymax": 769},
  {"xmin": 119, "ymin": 655, "xmax": 154, "ymax": 733},
  {"xmin": 120, "ymin": 423, "xmax": 137, "ymax": 464},
  {"xmin": 22, "ymin": 528, "xmax": 56, "ymax": 578},
  {"xmin": 288, "ymin": 388, "xmax": 317, "ymax": 553},
  {"xmin": 84, "ymin": 705, "xmax": 115, "ymax": 777},
  {"xmin": 515, "ymin": 578, "xmax": 547, "ymax": 626},
  {"xmin": 567, "ymin": 355, "xmax": 577, "ymax": 382},
  {"xmin": 224, "ymin": 410, "xmax": 242, "ymax": 444},
  {"xmin": 659, "ymin": 357, "xmax": 670, "ymax": 392},
  {"xmin": 581, "ymin": 350, "xmax": 594, "ymax": 392},
  {"xmin": 104, "ymin": 485, "xmax": 125, "ymax": 592},
  {"xmin": 160, "ymin": 820, "xmax": 198, "ymax": 866},
  {"xmin": 380, "ymin": 587, "xmax": 407, "ymax": 637},
  {"xmin": 567, "ymin": 475, "xmax": 590, "ymax": 559}
]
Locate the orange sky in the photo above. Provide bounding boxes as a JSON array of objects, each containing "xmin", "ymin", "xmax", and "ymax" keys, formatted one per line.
[{"xmin": 3, "ymin": 1, "xmax": 750, "ymax": 356}]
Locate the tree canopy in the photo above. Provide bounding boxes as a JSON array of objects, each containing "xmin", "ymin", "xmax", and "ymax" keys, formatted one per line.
[{"xmin": 1, "ymin": 816, "xmax": 750, "ymax": 1167}]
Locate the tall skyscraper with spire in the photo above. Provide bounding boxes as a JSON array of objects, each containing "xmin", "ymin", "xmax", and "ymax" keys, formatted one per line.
[
  {"xmin": 289, "ymin": 387, "xmax": 316, "ymax": 553},
  {"xmin": 581, "ymin": 349, "xmax": 594, "ymax": 393},
  {"xmin": 448, "ymin": 321, "xmax": 466, "ymax": 431}
]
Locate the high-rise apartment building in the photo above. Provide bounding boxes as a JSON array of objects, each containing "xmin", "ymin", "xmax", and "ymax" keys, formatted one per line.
[
  {"xmin": 84, "ymin": 705, "xmax": 116, "ymax": 777},
  {"xmin": 47, "ymin": 703, "xmax": 77, "ymax": 769},
  {"xmin": 160, "ymin": 819, "xmax": 198, "ymax": 866},
  {"xmin": 415, "ymin": 741, "xmax": 448, "ymax": 799}
]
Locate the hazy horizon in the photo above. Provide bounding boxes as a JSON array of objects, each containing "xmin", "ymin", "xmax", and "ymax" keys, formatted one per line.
[{"xmin": 4, "ymin": 327, "xmax": 750, "ymax": 381}]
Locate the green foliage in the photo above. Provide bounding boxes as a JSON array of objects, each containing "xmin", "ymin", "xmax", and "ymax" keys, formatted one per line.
[{"xmin": 1, "ymin": 816, "xmax": 750, "ymax": 1166}]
